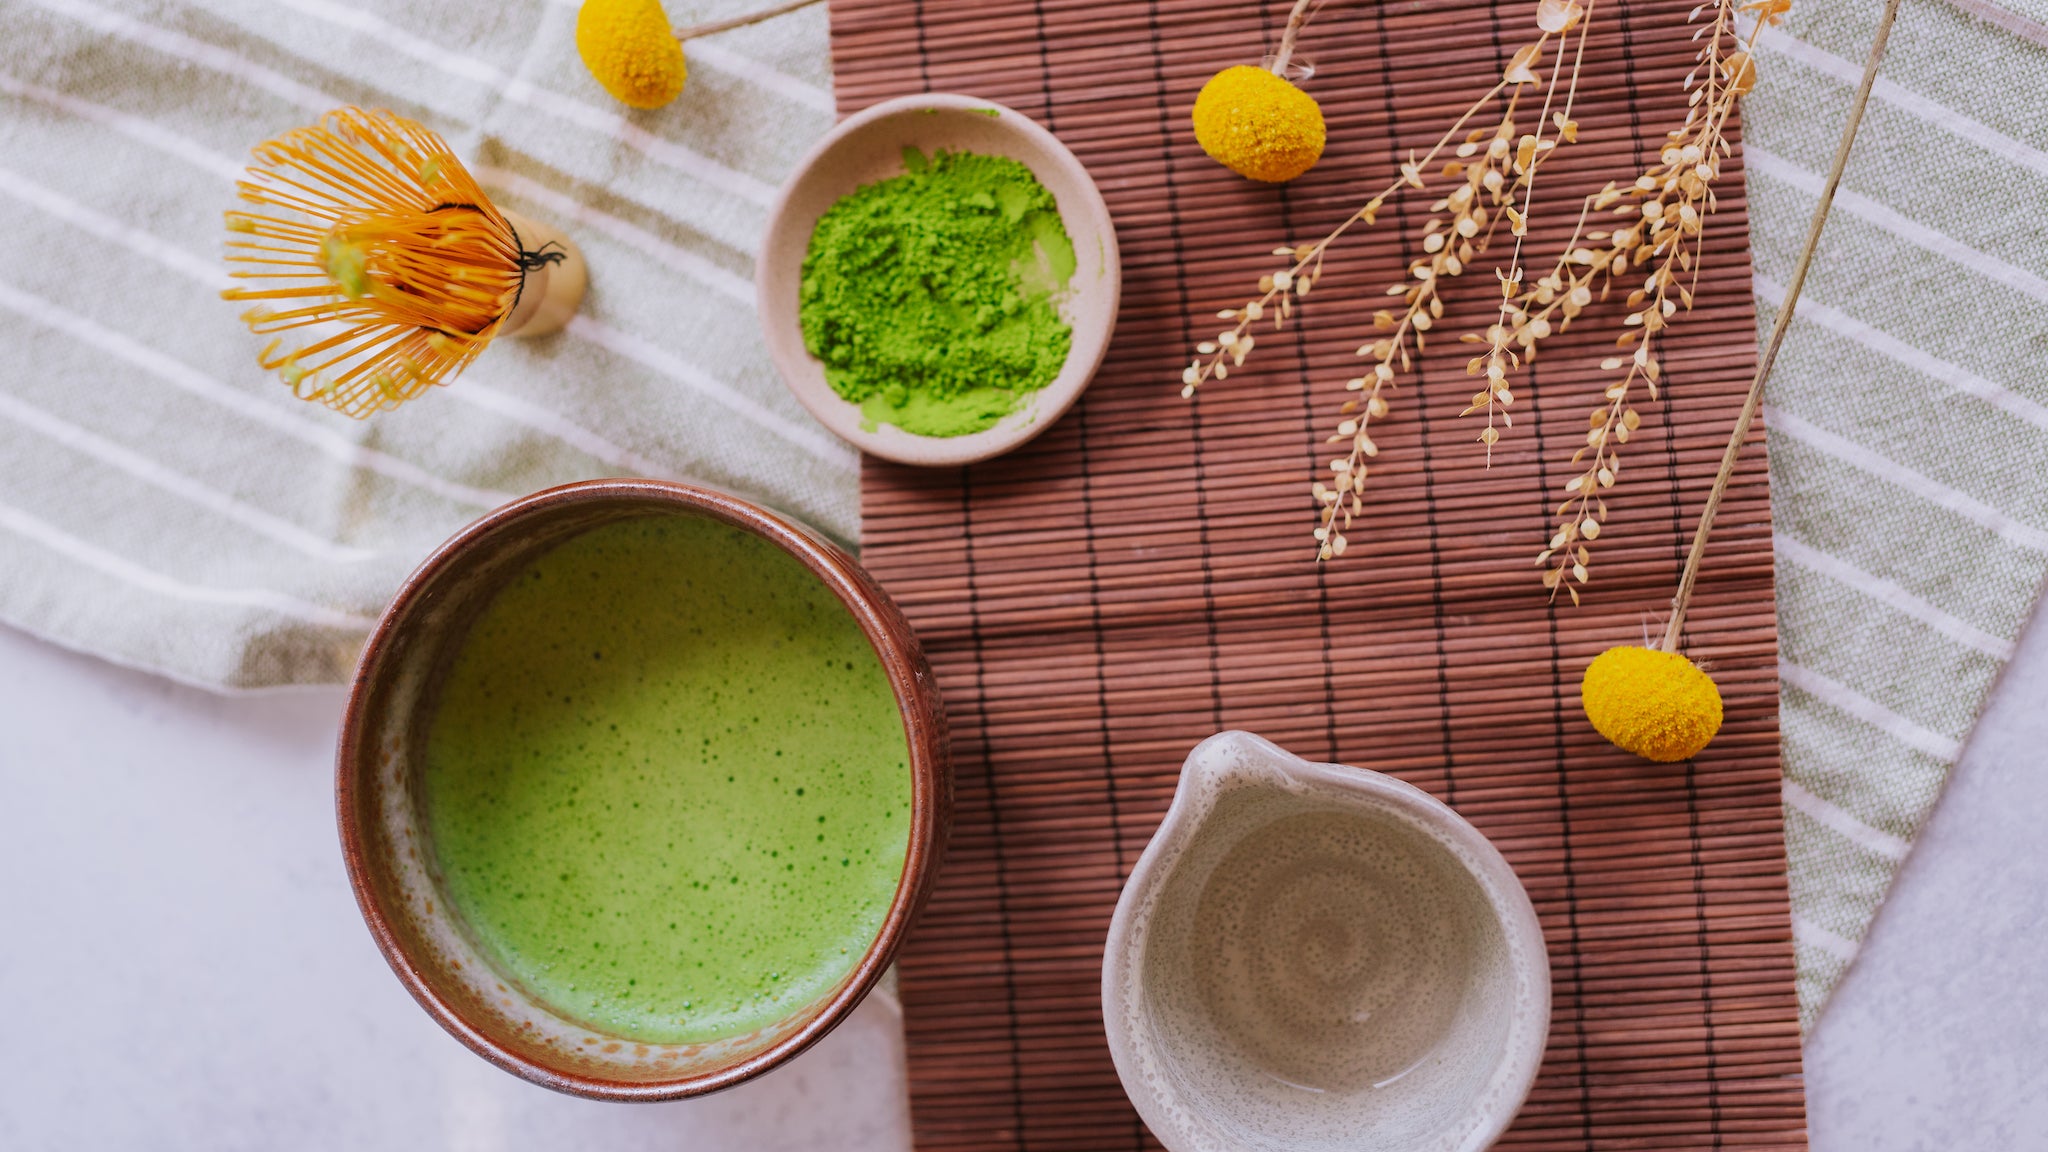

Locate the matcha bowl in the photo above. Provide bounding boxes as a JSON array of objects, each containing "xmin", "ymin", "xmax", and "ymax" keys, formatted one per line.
[
  {"xmin": 337, "ymin": 479, "xmax": 950, "ymax": 1100},
  {"xmin": 758, "ymin": 92, "xmax": 1121, "ymax": 468}
]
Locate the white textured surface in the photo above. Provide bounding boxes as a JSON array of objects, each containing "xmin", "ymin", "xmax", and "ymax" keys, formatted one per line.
[
  {"xmin": 2, "ymin": 600, "xmax": 2047, "ymax": 1147},
  {"xmin": 1801, "ymin": 587, "xmax": 2048, "ymax": 1150}
]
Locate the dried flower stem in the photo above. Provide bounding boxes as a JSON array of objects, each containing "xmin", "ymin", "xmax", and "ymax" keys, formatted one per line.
[
  {"xmin": 1531, "ymin": 0, "xmax": 1783, "ymax": 601},
  {"xmin": 1179, "ymin": 40, "xmax": 1554, "ymax": 402},
  {"xmin": 1663, "ymin": 0, "xmax": 1898, "ymax": 648},
  {"xmin": 1464, "ymin": 0, "xmax": 1597, "ymax": 458},
  {"xmin": 673, "ymin": 0, "xmax": 824, "ymax": 40},
  {"xmin": 1182, "ymin": 21, "xmax": 1601, "ymax": 561},
  {"xmin": 1313, "ymin": 94, "xmax": 1529, "ymax": 558},
  {"xmin": 1270, "ymin": 0, "xmax": 1319, "ymax": 75},
  {"xmin": 1313, "ymin": 14, "xmax": 1608, "ymax": 560}
]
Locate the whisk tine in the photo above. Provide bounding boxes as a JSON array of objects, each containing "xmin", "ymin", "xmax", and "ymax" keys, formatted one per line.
[{"xmin": 220, "ymin": 107, "xmax": 524, "ymax": 418}]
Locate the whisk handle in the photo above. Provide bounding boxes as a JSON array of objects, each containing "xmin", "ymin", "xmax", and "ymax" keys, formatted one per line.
[{"xmin": 499, "ymin": 210, "xmax": 587, "ymax": 338}]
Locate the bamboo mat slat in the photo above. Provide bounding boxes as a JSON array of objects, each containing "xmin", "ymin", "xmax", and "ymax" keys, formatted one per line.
[{"xmin": 828, "ymin": 0, "xmax": 1805, "ymax": 1147}]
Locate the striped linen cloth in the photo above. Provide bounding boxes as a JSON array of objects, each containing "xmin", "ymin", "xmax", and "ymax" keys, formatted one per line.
[
  {"xmin": 4, "ymin": 0, "xmax": 2043, "ymax": 1031},
  {"xmin": 1744, "ymin": 0, "xmax": 2048, "ymax": 1025},
  {"xmin": 0, "ymin": 0, "xmax": 847, "ymax": 689}
]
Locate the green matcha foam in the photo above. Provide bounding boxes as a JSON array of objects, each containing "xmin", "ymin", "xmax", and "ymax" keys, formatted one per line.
[{"xmin": 422, "ymin": 515, "xmax": 911, "ymax": 1045}]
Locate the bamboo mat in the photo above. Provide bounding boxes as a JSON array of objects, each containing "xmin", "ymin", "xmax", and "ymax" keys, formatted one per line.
[{"xmin": 829, "ymin": 0, "xmax": 1805, "ymax": 1147}]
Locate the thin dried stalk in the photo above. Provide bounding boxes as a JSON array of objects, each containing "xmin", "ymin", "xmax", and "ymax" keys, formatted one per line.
[
  {"xmin": 674, "ymin": 0, "xmax": 824, "ymax": 40},
  {"xmin": 1269, "ymin": 0, "xmax": 1318, "ymax": 75},
  {"xmin": 1182, "ymin": 19, "xmax": 1595, "ymax": 561},
  {"xmin": 1462, "ymin": 0, "xmax": 1598, "ymax": 458},
  {"xmin": 1527, "ymin": 0, "xmax": 1786, "ymax": 602},
  {"xmin": 1178, "ymin": 37, "xmax": 1556, "ymax": 401},
  {"xmin": 1313, "ymin": 96, "xmax": 1527, "ymax": 559},
  {"xmin": 1663, "ymin": 0, "xmax": 1897, "ymax": 647},
  {"xmin": 1315, "ymin": 7, "xmax": 1604, "ymax": 561}
]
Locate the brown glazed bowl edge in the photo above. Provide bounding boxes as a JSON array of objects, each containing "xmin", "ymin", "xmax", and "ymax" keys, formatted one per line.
[{"xmin": 335, "ymin": 477, "xmax": 951, "ymax": 1102}]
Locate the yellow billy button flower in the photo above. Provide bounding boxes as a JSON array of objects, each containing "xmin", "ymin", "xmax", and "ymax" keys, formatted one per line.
[
  {"xmin": 1580, "ymin": 645, "xmax": 1723, "ymax": 763},
  {"xmin": 577, "ymin": 0, "xmax": 687, "ymax": 110},
  {"xmin": 1191, "ymin": 64, "xmax": 1326, "ymax": 184}
]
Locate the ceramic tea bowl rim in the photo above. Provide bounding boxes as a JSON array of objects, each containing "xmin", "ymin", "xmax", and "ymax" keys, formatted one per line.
[
  {"xmin": 1101, "ymin": 730, "xmax": 1550, "ymax": 1152},
  {"xmin": 336, "ymin": 477, "xmax": 949, "ymax": 1102},
  {"xmin": 756, "ymin": 91, "xmax": 1122, "ymax": 468}
]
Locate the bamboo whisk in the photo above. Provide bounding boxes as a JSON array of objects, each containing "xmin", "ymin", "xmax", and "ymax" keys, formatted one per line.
[{"xmin": 222, "ymin": 108, "xmax": 584, "ymax": 418}]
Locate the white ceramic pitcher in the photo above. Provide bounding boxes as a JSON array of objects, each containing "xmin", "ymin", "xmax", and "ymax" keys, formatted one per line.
[{"xmin": 1102, "ymin": 732, "xmax": 1550, "ymax": 1152}]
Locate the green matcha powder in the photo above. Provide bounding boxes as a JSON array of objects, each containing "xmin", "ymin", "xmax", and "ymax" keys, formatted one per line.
[{"xmin": 799, "ymin": 147, "xmax": 1076, "ymax": 438}]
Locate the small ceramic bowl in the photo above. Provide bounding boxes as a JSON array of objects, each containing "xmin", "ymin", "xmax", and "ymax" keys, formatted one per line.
[
  {"xmin": 756, "ymin": 93, "xmax": 1121, "ymax": 467},
  {"xmin": 1103, "ymin": 732, "xmax": 1548, "ymax": 1152},
  {"xmin": 335, "ymin": 479, "xmax": 950, "ymax": 1100}
]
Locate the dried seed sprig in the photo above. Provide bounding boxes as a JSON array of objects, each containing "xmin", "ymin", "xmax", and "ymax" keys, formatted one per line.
[
  {"xmin": 1462, "ymin": 0, "xmax": 1597, "ymax": 458},
  {"xmin": 1311, "ymin": 3, "xmax": 1607, "ymax": 560},
  {"xmin": 1312, "ymin": 97, "xmax": 1528, "ymax": 559},
  {"xmin": 1661, "ymin": 0, "xmax": 1893, "ymax": 649},
  {"xmin": 1532, "ymin": 0, "xmax": 1785, "ymax": 601},
  {"xmin": 1179, "ymin": 32, "xmax": 1560, "ymax": 401}
]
